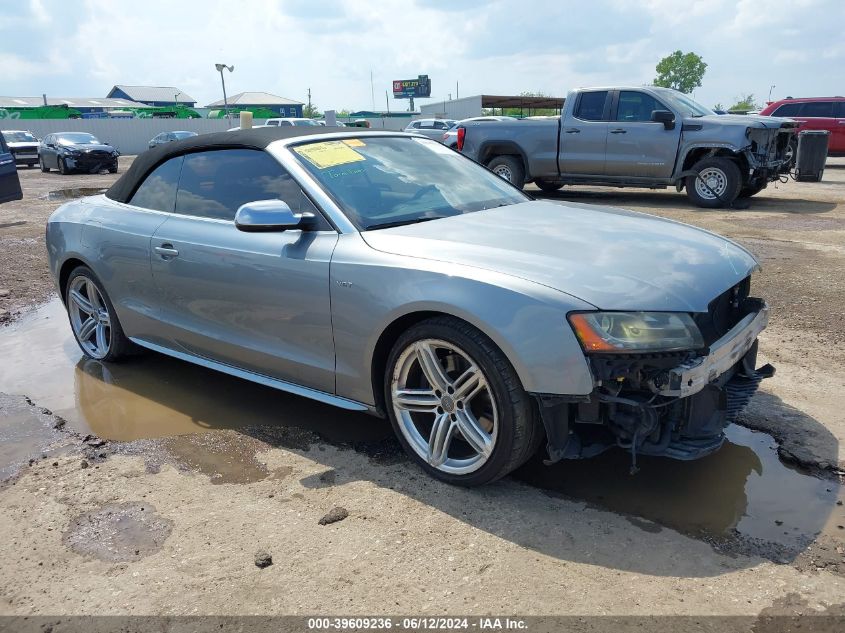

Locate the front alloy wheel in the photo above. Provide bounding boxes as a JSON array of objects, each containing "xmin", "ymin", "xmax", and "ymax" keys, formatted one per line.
[
  {"xmin": 392, "ymin": 339, "xmax": 497, "ymax": 474},
  {"xmin": 385, "ymin": 317, "xmax": 542, "ymax": 486}
]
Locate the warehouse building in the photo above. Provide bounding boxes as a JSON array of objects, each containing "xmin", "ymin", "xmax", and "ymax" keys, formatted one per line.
[
  {"xmin": 205, "ymin": 92, "xmax": 304, "ymax": 117},
  {"xmin": 0, "ymin": 95, "xmax": 152, "ymax": 115},
  {"xmin": 420, "ymin": 94, "xmax": 565, "ymax": 120},
  {"xmin": 107, "ymin": 85, "xmax": 196, "ymax": 107}
]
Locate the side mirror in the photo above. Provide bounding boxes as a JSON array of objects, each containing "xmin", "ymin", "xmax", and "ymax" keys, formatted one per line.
[
  {"xmin": 234, "ymin": 199, "xmax": 313, "ymax": 232},
  {"xmin": 651, "ymin": 110, "xmax": 676, "ymax": 130}
]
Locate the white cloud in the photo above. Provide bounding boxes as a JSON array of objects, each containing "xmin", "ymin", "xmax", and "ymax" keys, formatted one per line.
[{"xmin": 0, "ymin": 0, "xmax": 842, "ymax": 110}]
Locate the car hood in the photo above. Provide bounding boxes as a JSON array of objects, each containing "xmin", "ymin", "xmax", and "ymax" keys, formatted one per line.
[
  {"xmin": 361, "ymin": 201, "xmax": 759, "ymax": 312},
  {"xmin": 60, "ymin": 143, "xmax": 116, "ymax": 152},
  {"xmin": 7, "ymin": 141, "xmax": 39, "ymax": 149},
  {"xmin": 690, "ymin": 114, "xmax": 798, "ymax": 130}
]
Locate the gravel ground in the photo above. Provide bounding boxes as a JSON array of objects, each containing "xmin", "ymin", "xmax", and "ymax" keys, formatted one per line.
[{"xmin": 0, "ymin": 156, "xmax": 844, "ymax": 619}]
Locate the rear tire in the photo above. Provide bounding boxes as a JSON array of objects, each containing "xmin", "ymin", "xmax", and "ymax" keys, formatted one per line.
[
  {"xmin": 685, "ymin": 157, "xmax": 741, "ymax": 208},
  {"xmin": 487, "ymin": 155, "xmax": 525, "ymax": 190},
  {"xmin": 738, "ymin": 182, "xmax": 766, "ymax": 199},
  {"xmin": 65, "ymin": 266, "xmax": 135, "ymax": 362},
  {"xmin": 384, "ymin": 316, "xmax": 542, "ymax": 487},
  {"xmin": 535, "ymin": 178, "xmax": 564, "ymax": 193}
]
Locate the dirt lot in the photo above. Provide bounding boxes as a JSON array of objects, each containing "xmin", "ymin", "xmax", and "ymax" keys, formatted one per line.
[{"xmin": 0, "ymin": 158, "xmax": 844, "ymax": 622}]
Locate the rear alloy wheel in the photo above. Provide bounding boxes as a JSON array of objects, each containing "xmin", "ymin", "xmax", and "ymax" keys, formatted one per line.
[
  {"xmin": 385, "ymin": 317, "xmax": 541, "ymax": 486},
  {"xmin": 685, "ymin": 157, "xmax": 741, "ymax": 208},
  {"xmin": 65, "ymin": 267, "xmax": 134, "ymax": 362},
  {"xmin": 486, "ymin": 155, "xmax": 525, "ymax": 190}
]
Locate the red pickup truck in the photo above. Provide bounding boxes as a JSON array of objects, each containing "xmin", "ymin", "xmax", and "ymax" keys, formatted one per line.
[{"xmin": 760, "ymin": 97, "xmax": 845, "ymax": 156}]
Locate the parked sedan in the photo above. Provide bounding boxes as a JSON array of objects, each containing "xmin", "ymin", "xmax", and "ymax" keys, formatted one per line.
[
  {"xmin": 441, "ymin": 116, "xmax": 515, "ymax": 148},
  {"xmin": 148, "ymin": 130, "xmax": 198, "ymax": 149},
  {"xmin": 39, "ymin": 132, "xmax": 119, "ymax": 174},
  {"xmin": 46, "ymin": 127, "xmax": 773, "ymax": 486},
  {"xmin": 404, "ymin": 118, "xmax": 457, "ymax": 141},
  {"xmin": 1, "ymin": 129, "xmax": 40, "ymax": 167}
]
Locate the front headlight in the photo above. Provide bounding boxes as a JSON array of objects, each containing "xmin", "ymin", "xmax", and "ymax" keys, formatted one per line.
[{"xmin": 568, "ymin": 312, "xmax": 704, "ymax": 353}]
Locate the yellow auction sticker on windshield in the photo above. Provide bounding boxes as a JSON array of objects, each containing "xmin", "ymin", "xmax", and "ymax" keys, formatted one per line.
[
  {"xmin": 293, "ymin": 141, "xmax": 366, "ymax": 169},
  {"xmin": 342, "ymin": 139, "xmax": 366, "ymax": 147}
]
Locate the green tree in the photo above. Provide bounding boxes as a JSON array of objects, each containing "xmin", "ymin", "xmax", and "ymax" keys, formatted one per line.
[
  {"xmin": 653, "ymin": 51, "xmax": 707, "ymax": 94},
  {"xmin": 303, "ymin": 102, "xmax": 320, "ymax": 118},
  {"xmin": 713, "ymin": 103, "xmax": 724, "ymax": 111},
  {"xmin": 728, "ymin": 94, "xmax": 760, "ymax": 112}
]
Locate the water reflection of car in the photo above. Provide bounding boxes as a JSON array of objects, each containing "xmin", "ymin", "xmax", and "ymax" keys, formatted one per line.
[
  {"xmin": 1, "ymin": 129, "xmax": 40, "ymax": 167},
  {"xmin": 441, "ymin": 116, "xmax": 515, "ymax": 148},
  {"xmin": 39, "ymin": 132, "xmax": 120, "ymax": 174},
  {"xmin": 47, "ymin": 127, "xmax": 774, "ymax": 487},
  {"xmin": 0, "ymin": 131, "xmax": 23, "ymax": 203},
  {"xmin": 148, "ymin": 131, "xmax": 198, "ymax": 149}
]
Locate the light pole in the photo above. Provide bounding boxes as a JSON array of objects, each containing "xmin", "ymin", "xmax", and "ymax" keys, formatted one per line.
[
  {"xmin": 215, "ymin": 63, "xmax": 234, "ymax": 126},
  {"xmin": 768, "ymin": 84, "xmax": 776, "ymax": 103}
]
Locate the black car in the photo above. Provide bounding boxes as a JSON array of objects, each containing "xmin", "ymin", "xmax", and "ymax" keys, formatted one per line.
[
  {"xmin": 148, "ymin": 130, "xmax": 198, "ymax": 149},
  {"xmin": 0, "ymin": 132, "xmax": 23, "ymax": 204},
  {"xmin": 39, "ymin": 132, "xmax": 119, "ymax": 174},
  {"xmin": 1, "ymin": 130, "xmax": 40, "ymax": 167}
]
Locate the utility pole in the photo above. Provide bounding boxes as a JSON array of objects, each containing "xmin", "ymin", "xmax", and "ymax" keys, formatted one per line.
[
  {"xmin": 370, "ymin": 70, "xmax": 375, "ymax": 111},
  {"xmin": 456, "ymin": 81, "xmax": 459, "ymax": 100},
  {"xmin": 215, "ymin": 63, "xmax": 234, "ymax": 126},
  {"xmin": 307, "ymin": 87, "xmax": 312, "ymax": 116},
  {"xmin": 385, "ymin": 91, "xmax": 390, "ymax": 114}
]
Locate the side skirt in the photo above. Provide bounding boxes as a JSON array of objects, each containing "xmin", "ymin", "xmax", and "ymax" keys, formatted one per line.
[{"xmin": 129, "ymin": 337, "xmax": 372, "ymax": 413}]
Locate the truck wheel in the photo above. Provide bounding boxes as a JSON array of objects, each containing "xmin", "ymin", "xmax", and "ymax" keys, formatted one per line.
[
  {"xmin": 738, "ymin": 182, "xmax": 766, "ymax": 199},
  {"xmin": 487, "ymin": 156, "xmax": 525, "ymax": 190},
  {"xmin": 685, "ymin": 157, "xmax": 741, "ymax": 208},
  {"xmin": 534, "ymin": 178, "xmax": 563, "ymax": 193}
]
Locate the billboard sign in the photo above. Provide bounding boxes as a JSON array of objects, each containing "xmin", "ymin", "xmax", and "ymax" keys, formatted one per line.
[{"xmin": 392, "ymin": 75, "xmax": 431, "ymax": 99}]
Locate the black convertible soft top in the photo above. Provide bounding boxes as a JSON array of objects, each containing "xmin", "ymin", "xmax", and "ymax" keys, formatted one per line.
[{"xmin": 106, "ymin": 126, "xmax": 351, "ymax": 203}]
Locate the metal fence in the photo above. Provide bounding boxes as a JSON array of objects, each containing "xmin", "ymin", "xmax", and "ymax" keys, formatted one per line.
[{"xmin": 5, "ymin": 119, "xmax": 243, "ymax": 155}]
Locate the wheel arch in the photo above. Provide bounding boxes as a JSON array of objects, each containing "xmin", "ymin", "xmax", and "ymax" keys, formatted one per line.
[
  {"xmin": 677, "ymin": 145, "xmax": 748, "ymax": 182},
  {"xmin": 370, "ymin": 308, "xmax": 529, "ymax": 416},
  {"xmin": 477, "ymin": 142, "xmax": 530, "ymax": 180},
  {"xmin": 58, "ymin": 256, "xmax": 92, "ymax": 304}
]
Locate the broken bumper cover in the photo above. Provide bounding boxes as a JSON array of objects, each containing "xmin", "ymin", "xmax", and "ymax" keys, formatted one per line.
[{"xmin": 657, "ymin": 299, "xmax": 769, "ymax": 398}]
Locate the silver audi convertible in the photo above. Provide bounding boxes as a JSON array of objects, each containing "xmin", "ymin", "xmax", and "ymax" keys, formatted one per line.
[{"xmin": 46, "ymin": 127, "xmax": 774, "ymax": 486}]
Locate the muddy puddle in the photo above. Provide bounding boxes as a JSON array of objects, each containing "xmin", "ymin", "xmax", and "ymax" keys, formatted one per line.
[
  {"xmin": 39, "ymin": 187, "xmax": 106, "ymax": 201},
  {"xmin": 1, "ymin": 299, "xmax": 842, "ymax": 553}
]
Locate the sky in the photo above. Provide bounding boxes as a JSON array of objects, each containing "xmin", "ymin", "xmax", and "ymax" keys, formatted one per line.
[{"xmin": 1, "ymin": 0, "xmax": 843, "ymax": 112}]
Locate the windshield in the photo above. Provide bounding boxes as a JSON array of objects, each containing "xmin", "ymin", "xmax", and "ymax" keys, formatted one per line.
[
  {"xmin": 57, "ymin": 133, "xmax": 101, "ymax": 145},
  {"xmin": 659, "ymin": 91, "xmax": 714, "ymax": 117},
  {"xmin": 291, "ymin": 136, "xmax": 528, "ymax": 230},
  {"xmin": 293, "ymin": 120, "xmax": 321, "ymax": 126},
  {"xmin": 173, "ymin": 131, "xmax": 196, "ymax": 139},
  {"xmin": 2, "ymin": 131, "xmax": 37, "ymax": 143}
]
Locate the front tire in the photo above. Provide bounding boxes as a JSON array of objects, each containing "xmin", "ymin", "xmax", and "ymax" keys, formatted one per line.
[
  {"xmin": 685, "ymin": 157, "xmax": 741, "ymax": 208},
  {"xmin": 486, "ymin": 155, "xmax": 525, "ymax": 190},
  {"xmin": 65, "ymin": 266, "xmax": 134, "ymax": 362},
  {"xmin": 384, "ymin": 316, "xmax": 542, "ymax": 486},
  {"xmin": 40, "ymin": 157, "xmax": 49, "ymax": 172},
  {"xmin": 58, "ymin": 157, "xmax": 69, "ymax": 175}
]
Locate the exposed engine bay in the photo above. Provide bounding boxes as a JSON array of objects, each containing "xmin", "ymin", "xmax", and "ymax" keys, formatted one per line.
[{"xmin": 537, "ymin": 277, "xmax": 774, "ymax": 472}]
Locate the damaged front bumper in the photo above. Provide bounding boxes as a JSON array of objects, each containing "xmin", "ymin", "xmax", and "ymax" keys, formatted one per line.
[{"xmin": 537, "ymin": 299, "xmax": 774, "ymax": 468}]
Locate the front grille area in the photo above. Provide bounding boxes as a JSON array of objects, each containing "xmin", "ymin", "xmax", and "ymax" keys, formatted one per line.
[{"xmin": 693, "ymin": 276, "xmax": 751, "ymax": 346}]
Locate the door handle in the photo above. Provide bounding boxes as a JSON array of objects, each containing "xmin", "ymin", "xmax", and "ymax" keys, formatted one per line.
[
  {"xmin": 610, "ymin": 129, "xmax": 628, "ymax": 134},
  {"xmin": 564, "ymin": 128, "xmax": 580, "ymax": 134},
  {"xmin": 154, "ymin": 244, "xmax": 179, "ymax": 258}
]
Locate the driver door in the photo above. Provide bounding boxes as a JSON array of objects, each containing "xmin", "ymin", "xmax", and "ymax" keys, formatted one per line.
[{"xmin": 150, "ymin": 148, "xmax": 339, "ymax": 393}]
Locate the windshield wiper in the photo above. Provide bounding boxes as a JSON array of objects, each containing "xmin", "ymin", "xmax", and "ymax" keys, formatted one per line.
[{"xmin": 365, "ymin": 216, "xmax": 446, "ymax": 231}]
